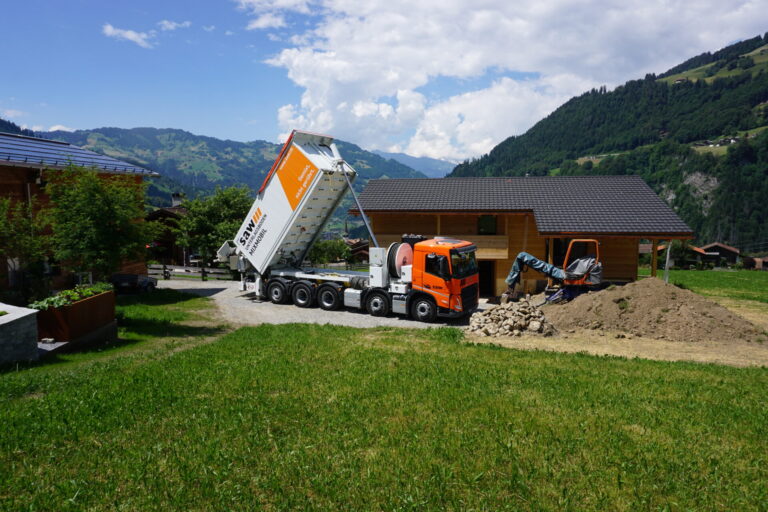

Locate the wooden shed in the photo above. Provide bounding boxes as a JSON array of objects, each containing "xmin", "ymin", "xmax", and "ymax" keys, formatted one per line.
[{"xmin": 355, "ymin": 176, "xmax": 693, "ymax": 296}]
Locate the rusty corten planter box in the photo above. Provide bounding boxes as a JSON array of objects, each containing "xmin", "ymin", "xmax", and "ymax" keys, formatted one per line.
[{"xmin": 37, "ymin": 291, "xmax": 116, "ymax": 343}]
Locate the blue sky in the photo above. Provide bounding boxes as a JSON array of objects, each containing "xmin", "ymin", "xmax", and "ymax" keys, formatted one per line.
[
  {"xmin": 2, "ymin": 1, "xmax": 767, "ymax": 160},
  {"xmin": 0, "ymin": 0, "xmax": 299, "ymax": 142}
]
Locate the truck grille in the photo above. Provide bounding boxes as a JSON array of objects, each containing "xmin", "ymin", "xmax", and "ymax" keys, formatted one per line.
[{"xmin": 461, "ymin": 283, "xmax": 479, "ymax": 311}]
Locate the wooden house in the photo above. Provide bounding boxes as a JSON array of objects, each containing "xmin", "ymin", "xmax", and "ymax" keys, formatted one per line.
[
  {"xmin": 355, "ymin": 176, "xmax": 693, "ymax": 296},
  {"xmin": 700, "ymin": 242, "xmax": 740, "ymax": 265},
  {"xmin": 0, "ymin": 132, "xmax": 158, "ymax": 288}
]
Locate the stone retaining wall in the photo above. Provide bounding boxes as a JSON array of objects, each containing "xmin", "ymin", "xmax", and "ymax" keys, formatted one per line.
[{"xmin": 0, "ymin": 303, "xmax": 39, "ymax": 363}]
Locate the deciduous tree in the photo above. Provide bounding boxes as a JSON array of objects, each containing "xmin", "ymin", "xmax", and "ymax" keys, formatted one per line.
[
  {"xmin": 45, "ymin": 167, "xmax": 153, "ymax": 280},
  {"xmin": 178, "ymin": 186, "xmax": 252, "ymax": 265}
]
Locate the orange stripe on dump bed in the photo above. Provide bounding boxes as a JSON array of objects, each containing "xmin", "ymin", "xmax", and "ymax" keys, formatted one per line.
[
  {"xmin": 257, "ymin": 130, "xmax": 295, "ymax": 195},
  {"xmin": 277, "ymin": 146, "xmax": 318, "ymax": 211}
]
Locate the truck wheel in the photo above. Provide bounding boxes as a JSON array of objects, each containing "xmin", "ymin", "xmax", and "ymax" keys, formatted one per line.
[
  {"xmin": 317, "ymin": 285, "xmax": 341, "ymax": 311},
  {"xmin": 365, "ymin": 291, "xmax": 390, "ymax": 317},
  {"xmin": 291, "ymin": 282, "xmax": 315, "ymax": 308},
  {"xmin": 267, "ymin": 281, "xmax": 288, "ymax": 304},
  {"xmin": 411, "ymin": 297, "xmax": 437, "ymax": 323}
]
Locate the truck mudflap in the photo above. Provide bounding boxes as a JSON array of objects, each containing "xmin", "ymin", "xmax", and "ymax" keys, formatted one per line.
[{"xmin": 437, "ymin": 306, "xmax": 471, "ymax": 319}]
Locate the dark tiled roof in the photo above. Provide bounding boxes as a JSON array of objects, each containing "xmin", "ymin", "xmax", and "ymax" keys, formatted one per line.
[
  {"xmin": 356, "ymin": 176, "xmax": 693, "ymax": 236},
  {"xmin": 0, "ymin": 132, "xmax": 157, "ymax": 176},
  {"xmin": 700, "ymin": 242, "xmax": 739, "ymax": 254}
]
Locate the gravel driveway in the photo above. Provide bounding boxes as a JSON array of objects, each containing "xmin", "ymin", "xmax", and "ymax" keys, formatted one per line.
[{"xmin": 159, "ymin": 279, "xmax": 489, "ymax": 329}]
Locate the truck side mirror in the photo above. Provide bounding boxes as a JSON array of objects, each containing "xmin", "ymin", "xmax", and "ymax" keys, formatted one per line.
[{"xmin": 438, "ymin": 255, "xmax": 450, "ymax": 279}]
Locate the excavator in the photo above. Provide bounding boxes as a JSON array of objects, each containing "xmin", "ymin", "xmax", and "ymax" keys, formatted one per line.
[{"xmin": 503, "ymin": 239, "xmax": 603, "ymax": 303}]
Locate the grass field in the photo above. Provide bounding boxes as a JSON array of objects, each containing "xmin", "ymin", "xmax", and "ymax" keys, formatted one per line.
[
  {"xmin": 639, "ymin": 268, "xmax": 768, "ymax": 303},
  {"xmin": 2, "ymin": 291, "xmax": 767, "ymax": 510},
  {"xmin": 659, "ymin": 44, "xmax": 768, "ymax": 84}
]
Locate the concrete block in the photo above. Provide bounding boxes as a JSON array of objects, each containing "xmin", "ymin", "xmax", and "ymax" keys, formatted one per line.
[{"xmin": 0, "ymin": 302, "xmax": 39, "ymax": 364}]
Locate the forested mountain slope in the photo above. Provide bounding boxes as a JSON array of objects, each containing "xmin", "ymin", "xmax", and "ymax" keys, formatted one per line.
[
  {"xmin": 42, "ymin": 127, "xmax": 425, "ymax": 207},
  {"xmin": 558, "ymin": 132, "xmax": 768, "ymax": 249},
  {"xmin": 450, "ymin": 34, "xmax": 768, "ymax": 249},
  {"xmin": 452, "ymin": 70, "xmax": 768, "ymax": 178},
  {"xmin": 0, "ymin": 118, "xmax": 34, "ymax": 137}
]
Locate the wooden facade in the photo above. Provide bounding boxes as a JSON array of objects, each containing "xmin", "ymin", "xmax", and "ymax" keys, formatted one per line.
[
  {"xmin": 369, "ymin": 212, "xmax": 639, "ymax": 296},
  {"xmin": 0, "ymin": 164, "xmax": 147, "ymax": 289}
]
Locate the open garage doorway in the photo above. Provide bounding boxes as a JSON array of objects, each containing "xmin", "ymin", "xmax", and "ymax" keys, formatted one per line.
[{"xmin": 478, "ymin": 260, "xmax": 496, "ymax": 297}]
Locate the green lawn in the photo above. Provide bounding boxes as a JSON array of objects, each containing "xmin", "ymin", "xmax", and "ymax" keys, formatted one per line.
[
  {"xmin": 639, "ymin": 268, "xmax": 768, "ymax": 303},
  {"xmin": 1, "ymin": 291, "xmax": 767, "ymax": 510}
]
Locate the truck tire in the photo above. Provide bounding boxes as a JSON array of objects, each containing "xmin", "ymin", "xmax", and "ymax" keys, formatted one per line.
[
  {"xmin": 365, "ymin": 291, "xmax": 390, "ymax": 317},
  {"xmin": 267, "ymin": 280, "xmax": 288, "ymax": 304},
  {"xmin": 317, "ymin": 285, "xmax": 341, "ymax": 311},
  {"xmin": 411, "ymin": 297, "xmax": 437, "ymax": 323},
  {"xmin": 291, "ymin": 282, "xmax": 315, "ymax": 308}
]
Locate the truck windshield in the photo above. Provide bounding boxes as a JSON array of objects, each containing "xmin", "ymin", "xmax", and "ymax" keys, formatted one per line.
[{"xmin": 450, "ymin": 247, "xmax": 478, "ymax": 278}]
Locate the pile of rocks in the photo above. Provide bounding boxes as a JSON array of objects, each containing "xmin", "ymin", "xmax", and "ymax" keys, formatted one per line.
[{"xmin": 468, "ymin": 299, "xmax": 556, "ymax": 337}]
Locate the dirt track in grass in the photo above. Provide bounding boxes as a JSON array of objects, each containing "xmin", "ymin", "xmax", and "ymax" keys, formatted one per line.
[{"xmin": 466, "ymin": 329, "xmax": 768, "ymax": 367}]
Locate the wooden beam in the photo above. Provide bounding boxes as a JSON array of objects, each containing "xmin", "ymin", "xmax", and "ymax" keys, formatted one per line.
[
  {"xmin": 547, "ymin": 237, "xmax": 554, "ymax": 287},
  {"xmin": 651, "ymin": 239, "xmax": 658, "ymax": 277},
  {"xmin": 522, "ymin": 215, "xmax": 529, "ymax": 252},
  {"xmin": 436, "ymin": 214, "xmax": 441, "ymax": 236}
]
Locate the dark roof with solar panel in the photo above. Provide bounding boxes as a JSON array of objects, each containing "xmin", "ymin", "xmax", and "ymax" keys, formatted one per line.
[
  {"xmin": 355, "ymin": 176, "xmax": 692, "ymax": 236},
  {"xmin": 0, "ymin": 132, "xmax": 157, "ymax": 176}
]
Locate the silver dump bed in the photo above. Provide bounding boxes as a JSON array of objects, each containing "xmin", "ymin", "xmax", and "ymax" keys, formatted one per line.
[{"xmin": 233, "ymin": 130, "xmax": 356, "ymax": 275}]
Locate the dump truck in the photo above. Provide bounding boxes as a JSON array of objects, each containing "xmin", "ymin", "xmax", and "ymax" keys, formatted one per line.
[{"xmin": 218, "ymin": 130, "xmax": 479, "ymax": 322}]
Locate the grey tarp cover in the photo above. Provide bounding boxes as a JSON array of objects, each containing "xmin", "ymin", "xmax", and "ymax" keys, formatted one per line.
[{"xmin": 564, "ymin": 256, "xmax": 602, "ymax": 284}]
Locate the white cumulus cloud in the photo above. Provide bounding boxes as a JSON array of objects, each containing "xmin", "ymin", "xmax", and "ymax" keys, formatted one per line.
[
  {"xmin": 203, "ymin": 25, "xmax": 216, "ymax": 32},
  {"xmin": 158, "ymin": 20, "xmax": 192, "ymax": 31},
  {"xmin": 247, "ymin": 13, "xmax": 286, "ymax": 29},
  {"xmin": 102, "ymin": 23, "xmax": 155, "ymax": 49},
  {"xmin": 236, "ymin": 0, "xmax": 310, "ymax": 15},
  {"xmin": 405, "ymin": 75, "xmax": 595, "ymax": 161},
  {"xmin": 48, "ymin": 125, "xmax": 74, "ymax": 132},
  {"xmin": 1, "ymin": 109, "xmax": 26, "ymax": 119},
  {"xmin": 246, "ymin": 0, "xmax": 768, "ymax": 160}
]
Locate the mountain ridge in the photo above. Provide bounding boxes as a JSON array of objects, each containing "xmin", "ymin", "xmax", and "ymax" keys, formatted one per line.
[
  {"xmin": 39, "ymin": 126, "xmax": 427, "ymax": 205},
  {"xmin": 372, "ymin": 150, "xmax": 454, "ymax": 178},
  {"xmin": 447, "ymin": 33, "xmax": 768, "ymax": 249}
]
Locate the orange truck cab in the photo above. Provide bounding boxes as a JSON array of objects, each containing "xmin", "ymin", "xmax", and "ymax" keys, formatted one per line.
[{"xmin": 409, "ymin": 237, "xmax": 479, "ymax": 320}]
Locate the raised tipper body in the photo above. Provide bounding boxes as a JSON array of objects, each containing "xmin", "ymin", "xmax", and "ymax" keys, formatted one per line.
[{"xmin": 221, "ymin": 130, "xmax": 479, "ymax": 322}]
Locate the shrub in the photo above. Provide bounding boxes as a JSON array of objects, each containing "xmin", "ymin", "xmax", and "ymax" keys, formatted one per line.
[{"xmin": 28, "ymin": 282, "xmax": 113, "ymax": 310}]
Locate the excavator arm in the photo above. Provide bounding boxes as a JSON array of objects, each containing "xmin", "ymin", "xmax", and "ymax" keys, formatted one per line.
[{"xmin": 504, "ymin": 252, "xmax": 566, "ymax": 290}]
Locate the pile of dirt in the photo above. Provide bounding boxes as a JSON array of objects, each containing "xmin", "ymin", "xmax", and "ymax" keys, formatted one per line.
[
  {"xmin": 545, "ymin": 278, "xmax": 767, "ymax": 343},
  {"xmin": 468, "ymin": 298, "xmax": 556, "ymax": 337}
]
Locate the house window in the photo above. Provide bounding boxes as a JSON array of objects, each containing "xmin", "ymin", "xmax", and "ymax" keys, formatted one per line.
[{"xmin": 478, "ymin": 215, "xmax": 497, "ymax": 235}]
